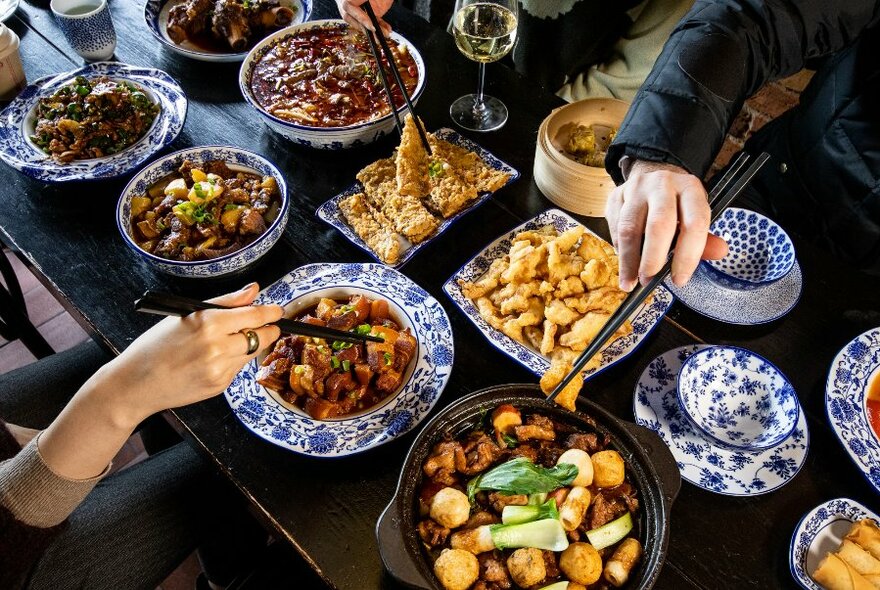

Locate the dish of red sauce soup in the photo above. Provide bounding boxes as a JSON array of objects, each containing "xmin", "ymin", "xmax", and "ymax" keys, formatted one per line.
[
  {"xmin": 866, "ymin": 372, "xmax": 880, "ymax": 439},
  {"xmin": 249, "ymin": 24, "xmax": 419, "ymax": 128}
]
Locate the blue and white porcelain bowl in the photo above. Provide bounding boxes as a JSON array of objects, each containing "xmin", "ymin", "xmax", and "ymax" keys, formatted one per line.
[
  {"xmin": 144, "ymin": 0, "xmax": 310, "ymax": 62},
  {"xmin": 0, "ymin": 62, "xmax": 186, "ymax": 183},
  {"xmin": 677, "ymin": 345, "xmax": 800, "ymax": 451},
  {"xmin": 224, "ymin": 263, "xmax": 453, "ymax": 457},
  {"xmin": 239, "ymin": 20, "xmax": 426, "ymax": 150},
  {"xmin": 703, "ymin": 207, "xmax": 795, "ymax": 290},
  {"xmin": 116, "ymin": 146, "xmax": 289, "ymax": 278}
]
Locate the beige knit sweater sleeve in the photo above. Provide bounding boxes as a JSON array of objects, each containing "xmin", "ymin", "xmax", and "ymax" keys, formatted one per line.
[{"xmin": 0, "ymin": 434, "xmax": 110, "ymax": 528}]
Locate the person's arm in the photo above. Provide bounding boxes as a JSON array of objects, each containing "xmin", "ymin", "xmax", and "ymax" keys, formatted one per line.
[
  {"xmin": 604, "ymin": 0, "xmax": 880, "ymax": 289},
  {"xmin": 1, "ymin": 282, "xmax": 281, "ymax": 521}
]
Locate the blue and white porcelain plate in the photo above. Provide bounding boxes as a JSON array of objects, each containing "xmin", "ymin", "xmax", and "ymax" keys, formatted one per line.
[
  {"xmin": 224, "ymin": 263, "xmax": 454, "ymax": 457},
  {"xmin": 145, "ymin": 0, "xmax": 310, "ymax": 62},
  {"xmin": 443, "ymin": 208, "xmax": 673, "ymax": 380},
  {"xmin": 0, "ymin": 61, "xmax": 187, "ymax": 183},
  {"xmin": 826, "ymin": 327, "xmax": 880, "ymax": 493},
  {"xmin": 634, "ymin": 345, "xmax": 809, "ymax": 496},
  {"xmin": 0, "ymin": 0, "xmax": 19, "ymax": 22},
  {"xmin": 317, "ymin": 128, "xmax": 519, "ymax": 267},
  {"xmin": 664, "ymin": 257, "xmax": 802, "ymax": 325},
  {"xmin": 790, "ymin": 498, "xmax": 879, "ymax": 589}
]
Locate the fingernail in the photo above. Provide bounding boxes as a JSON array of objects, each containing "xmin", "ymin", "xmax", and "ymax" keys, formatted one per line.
[
  {"xmin": 620, "ymin": 278, "xmax": 637, "ymax": 292},
  {"xmin": 241, "ymin": 282, "xmax": 257, "ymax": 292},
  {"xmin": 671, "ymin": 273, "xmax": 686, "ymax": 286}
]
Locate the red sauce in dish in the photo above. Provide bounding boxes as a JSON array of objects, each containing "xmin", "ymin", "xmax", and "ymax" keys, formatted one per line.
[
  {"xmin": 249, "ymin": 24, "xmax": 418, "ymax": 127},
  {"xmin": 868, "ymin": 373, "xmax": 880, "ymax": 439}
]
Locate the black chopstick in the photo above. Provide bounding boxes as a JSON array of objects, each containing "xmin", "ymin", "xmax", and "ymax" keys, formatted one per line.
[
  {"xmin": 134, "ymin": 291, "xmax": 385, "ymax": 344},
  {"xmin": 360, "ymin": 1, "xmax": 433, "ymax": 156},
  {"xmin": 547, "ymin": 152, "xmax": 771, "ymax": 404},
  {"xmin": 365, "ymin": 29, "xmax": 403, "ymax": 137}
]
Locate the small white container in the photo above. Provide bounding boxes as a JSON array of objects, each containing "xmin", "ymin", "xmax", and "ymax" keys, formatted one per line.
[{"xmin": 0, "ymin": 24, "xmax": 25, "ymax": 100}]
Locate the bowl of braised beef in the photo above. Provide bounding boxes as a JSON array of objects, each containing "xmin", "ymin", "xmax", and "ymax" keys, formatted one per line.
[
  {"xmin": 239, "ymin": 19, "xmax": 426, "ymax": 149},
  {"xmin": 377, "ymin": 384, "xmax": 680, "ymax": 590},
  {"xmin": 116, "ymin": 145, "xmax": 288, "ymax": 277}
]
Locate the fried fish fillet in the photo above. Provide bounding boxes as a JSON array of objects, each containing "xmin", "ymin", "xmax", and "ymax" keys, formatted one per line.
[
  {"xmin": 357, "ymin": 158, "xmax": 439, "ymax": 244},
  {"xmin": 339, "ymin": 192, "xmax": 402, "ymax": 265},
  {"xmin": 423, "ymin": 137, "xmax": 510, "ymax": 218},
  {"xmin": 396, "ymin": 115, "xmax": 430, "ymax": 198}
]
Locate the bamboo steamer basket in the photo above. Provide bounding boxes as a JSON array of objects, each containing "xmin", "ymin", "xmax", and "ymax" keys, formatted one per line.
[{"xmin": 534, "ymin": 98, "xmax": 630, "ymax": 217}]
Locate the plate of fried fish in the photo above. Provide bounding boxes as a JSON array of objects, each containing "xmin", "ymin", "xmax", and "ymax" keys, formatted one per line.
[
  {"xmin": 444, "ymin": 208, "xmax": 673, "ymax": 410},
  {"xmin": 316, "ymin": 116, "xmax": 518, "ymax": 267}
]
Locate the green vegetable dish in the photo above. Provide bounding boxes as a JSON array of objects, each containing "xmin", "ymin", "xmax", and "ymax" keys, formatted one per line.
[
  {"xmin": 30, "ymin": 76, "xmax": 160, "ymax": 163},
  {"xmin": 419, "ymin": 404, "xmax": 643, "ymax": 590}
]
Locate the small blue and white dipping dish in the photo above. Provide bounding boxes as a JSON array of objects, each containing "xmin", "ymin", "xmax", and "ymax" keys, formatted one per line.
[
  {"xmin": 703, "ymin": 207, "xmax": 795, "ymax": 290},
  {"xmin": 116, "ymin": 146, "xmax": 289, "ymax": 278},
  {"xmin": 676, "ymin": 345, "xmax": 800, "ymax": 451},
  {"xmin": 239, "ymin": 20, "xmax": 425, "ymax": 150}
]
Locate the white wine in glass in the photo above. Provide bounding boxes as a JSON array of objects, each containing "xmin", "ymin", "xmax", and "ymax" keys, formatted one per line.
[{"xmin": 450, "ymin": 0, "xmax": 518, "ymax": 132}]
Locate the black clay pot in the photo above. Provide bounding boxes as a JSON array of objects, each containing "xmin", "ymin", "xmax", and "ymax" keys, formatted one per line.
[{"xmin": 376, "ymin": 384, "xmax": 681, "ymax": 590}]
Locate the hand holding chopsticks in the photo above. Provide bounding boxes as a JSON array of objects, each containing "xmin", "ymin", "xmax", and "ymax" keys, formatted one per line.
[
  {"xmin": 546, "ymin": 152, "xmax": 770, "ymax": 405},
  {"xmin": 135, "ymin": 290, "xmax": 385, "ymax": 345},
  {"xmin": 360, "ymin": 1, "xmax": 433, "ymax": 155}
]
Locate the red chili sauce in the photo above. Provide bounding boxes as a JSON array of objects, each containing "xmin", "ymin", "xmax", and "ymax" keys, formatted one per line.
[
  {"xmin": 249, "ymin": 24, "xmax": 419, "ymax": 127},
  {"xmin": 867, "ymin": 372, "xmax": 880, "ymax": 439}
]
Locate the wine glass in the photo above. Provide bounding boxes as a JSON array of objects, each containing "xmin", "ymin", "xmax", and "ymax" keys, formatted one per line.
[{"xmin": 450, "ymin": 0, "xmax": 518, "ymax": 132}]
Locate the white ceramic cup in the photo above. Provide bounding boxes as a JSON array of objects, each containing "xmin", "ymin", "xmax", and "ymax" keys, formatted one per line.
[{"xmin": 50, "ymin": 0, "xmax": 117, "ymax": 61}]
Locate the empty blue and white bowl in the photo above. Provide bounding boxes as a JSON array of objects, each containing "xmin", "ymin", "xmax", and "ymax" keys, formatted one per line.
[
  {"xmin": 116, "ymin": 146, "xmax": 289, "ymax": 278},
  {"xmin": 239, "ymin": 20, "xmax": 426, "ymax": 150},
  {"xmin": 704, "ymin": 207, "xmax": 795, "ymax": 290},
  {"xmin": 676, "ymin": 345, "xmax": 800, "ymax": 451}
]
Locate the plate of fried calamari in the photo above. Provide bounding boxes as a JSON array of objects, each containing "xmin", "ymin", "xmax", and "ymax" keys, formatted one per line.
[
  {"xmin": 444, "ymin": 209, "xmax": 673, "ymax": 410},
  {"xmin": 316, "ymin": 116, "xmax": 518, "ymax": 267}
]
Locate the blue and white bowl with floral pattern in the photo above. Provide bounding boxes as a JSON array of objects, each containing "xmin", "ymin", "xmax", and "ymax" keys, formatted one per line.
[
  {"xmin": 239, "ymin": 20, "xmax": 426, "ymax": 150},
  {"xmin": 0, "ymin": 62, "xmax": 187, "ymax": 183},
  {"xmin": 224, "ymin": 263, "xmax": 453, "ymax": 457},
  {"xmin": 789, "ymin": 498, "xmax": 879, "ymax": 589},
  {"xmin": 634, "ymin": 345, "xmax": 809, "ymax": 496},
  {"xmin": 703, "ymin": 207, "xmax": 795, "ymax": 290},
  {"xmin": 116, "ymin": 146, "xmax": 288, "ymax": 278},
  {"xmin": 826, "ymin": 327, "xmax": 880, "ymax": 494},
  {"xmin": 677, "ymin": 345, "xmax": 799, "ymax": 451},
  {"xmin": 144, "ymin": 0, "xmax": 310, "ymax": 62}
]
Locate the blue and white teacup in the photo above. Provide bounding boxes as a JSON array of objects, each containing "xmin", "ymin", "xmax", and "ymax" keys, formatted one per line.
[{"xmin": 50, "ymin": 0, "xmax": 117, "ymax": 62}]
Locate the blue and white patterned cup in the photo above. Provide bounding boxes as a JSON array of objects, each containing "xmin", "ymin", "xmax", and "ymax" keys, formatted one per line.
[{"xmin": 50, "ymin": 0, "xmax": 116, "ymax": 62}]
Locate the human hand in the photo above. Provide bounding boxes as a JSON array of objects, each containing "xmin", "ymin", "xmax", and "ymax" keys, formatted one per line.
[
  {"xmin": 96, "ymin": 283, "xmax": 283, "ymax": 428},
  {"xmin": 335, "ymin": 0, "xmax": 393, "ymax": 35},
  {"xmin": 604, "ymin": 160, "xmax": 729, "ymax": 291}
]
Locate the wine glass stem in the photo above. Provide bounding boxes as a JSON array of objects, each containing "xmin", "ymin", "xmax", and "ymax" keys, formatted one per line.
[{"xmin": 473, "ymin": 62, "xmax": 488, "ymax": 120}]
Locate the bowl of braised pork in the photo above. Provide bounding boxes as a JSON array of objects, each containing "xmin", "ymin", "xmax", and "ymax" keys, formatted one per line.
[
  {"xmin": 223, "ymin": 262, "xmax": 454, "ymax": 456},
  {"xmin": 239, "ymin": 19, "xmax": 426, "ymax": 149},
  {"xmin": 116, "ymin": 145, "xmax": 288, "ymax": 277},
  {"xmin": 377, "ymin": 384, "xmax": 680, "ymax": 590}
]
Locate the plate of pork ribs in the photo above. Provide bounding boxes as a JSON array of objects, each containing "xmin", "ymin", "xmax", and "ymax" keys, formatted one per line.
[{"xmin": 145, "ymin": 0, "xmax": 311, "ymax": 62}]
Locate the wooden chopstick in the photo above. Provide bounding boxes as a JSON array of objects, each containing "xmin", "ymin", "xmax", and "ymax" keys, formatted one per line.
[
  {"xmin": 360, "ymin": 1, "xmax": 433, "ymax": 156},
  {"xmin": 546, "ymin": 152, "xmax": 771, "ymax": 404},
  {"xmin": 134, "ymin": 291, "xmax": 385, "ymax": 344}
]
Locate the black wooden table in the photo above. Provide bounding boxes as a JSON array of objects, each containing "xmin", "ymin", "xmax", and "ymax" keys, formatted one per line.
[{"xmin": 3, "ymin": 1, "xmax": 880, "ymax": 588}]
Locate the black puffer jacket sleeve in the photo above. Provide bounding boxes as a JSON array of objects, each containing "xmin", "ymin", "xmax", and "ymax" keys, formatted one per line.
[{"xmin": 606, "ymin": 0, "xmax": 880, "ymax": 183}]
